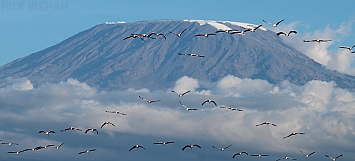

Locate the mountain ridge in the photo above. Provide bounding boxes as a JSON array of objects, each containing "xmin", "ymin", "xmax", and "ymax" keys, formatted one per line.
[{"xmin": 1, "ymin": 19, "xmax": 355, "ymax": 90}]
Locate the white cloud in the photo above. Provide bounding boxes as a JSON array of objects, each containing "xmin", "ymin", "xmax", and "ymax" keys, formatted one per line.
[
  {"xmin": 1, "ymin": 77, "xmax": 355, "ymax": 160},
  {"xmin": 172, "ymin": 76, "xmax": 199, "ymax": 93},
  {"xmin": 273, "ymin": 18, "xmax": 355, "ymax": 76}
]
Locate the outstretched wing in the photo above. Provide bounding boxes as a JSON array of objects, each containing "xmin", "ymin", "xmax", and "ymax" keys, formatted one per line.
[
  {"xmin": 275, "ymin": 19, "xmax": 285, "ymax": 25},
  {"xmin": 263, "ymin": 20, "xmax": 272, "ymax": 25},
  {"xmin": 276, "ymin": 32, "xmax": 285, "ymax": 36}
]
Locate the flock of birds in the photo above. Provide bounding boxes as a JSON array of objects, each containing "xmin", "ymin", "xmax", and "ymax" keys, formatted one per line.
[
  {"xmin": 123, "ymin": 19, "xmax": 355, "ymax": 55},
  {"xmin": 3, "ymin": 19, "xmax": 352, "ymax": 160}
]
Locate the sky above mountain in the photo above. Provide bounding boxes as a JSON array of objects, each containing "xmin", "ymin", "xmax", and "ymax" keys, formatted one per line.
[{"xmin": 0, "ymin": 0, "xmax": 355, "ymax": 69}]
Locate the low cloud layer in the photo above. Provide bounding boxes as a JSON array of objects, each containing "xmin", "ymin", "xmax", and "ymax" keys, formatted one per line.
[{"xmin": 0, "ymin": 76, "xmax": 354, "ymax": 161}]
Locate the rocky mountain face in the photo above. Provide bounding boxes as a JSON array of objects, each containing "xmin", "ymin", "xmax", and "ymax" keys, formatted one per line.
[{"xmin": 1, "ymin": 20, "xmax": 355, "ymax": 90}]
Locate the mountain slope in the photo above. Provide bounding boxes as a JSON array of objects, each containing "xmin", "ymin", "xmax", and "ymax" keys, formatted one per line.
[{"xmin": 1, "ymin": 20, "xmax": 354, "ymax": 90}]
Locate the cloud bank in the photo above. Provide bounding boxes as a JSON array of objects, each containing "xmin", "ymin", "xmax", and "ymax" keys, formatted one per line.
[{"xmin": 0, "ymin": 76, "xmax": 355, "ymax": 161}]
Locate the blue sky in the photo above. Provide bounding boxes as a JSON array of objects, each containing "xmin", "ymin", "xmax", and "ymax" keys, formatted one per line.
[
  {"xmin": 1, "ymin": 1, "xmax": 355, "ymax": 161},
  {"xmin": 0, "ymin": 0, "xmax": 354, "ymax": 66}
]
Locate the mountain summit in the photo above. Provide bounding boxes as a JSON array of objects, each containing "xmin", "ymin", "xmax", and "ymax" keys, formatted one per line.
[{"xmin": 1, "ymin": 20, "xmax": 355, "ymax": 90}]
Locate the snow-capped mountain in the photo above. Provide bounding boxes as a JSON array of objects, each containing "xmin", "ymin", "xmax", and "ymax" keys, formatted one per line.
[{"xmin": 0, "ymin": 20, "xmax": 354, "ymax": 90}]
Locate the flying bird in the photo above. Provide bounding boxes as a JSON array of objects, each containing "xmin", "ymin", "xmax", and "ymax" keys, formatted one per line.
[
  {"xmin": 220, "ymin": 106, "xmax": 243, "ymax": 111},
  {"xmin": 276, "ymin": 156, "xmax": 297, "ymax": 161},
  {"xmin": 60, "ymin": 127, "xmax": 82, "ymax": 132},
  {"xmin": 179, "ymin": 101, "xmax": 198, "ymax": 111},
  {"xmin": 182, "ymin": 144, "xmax": 201, "ymax": 150},
  {"xmin": 202, "ymin": 100, "xmax": 217, "ymax": 106},
  {"xmin": 169, "ymin": 28, "xmax": 187, "ymax": 37},
  {"xmin": 233, "ymin": 151, "xmax": 249, "ymax": 158},
  {"xmin": 38, "ymin": 130, "xmax": 55, "ymax": 136},
  {"xmin": 148, "ymin": 32, "xmax": 166, "ymax": 39},
  {"xmin": 195, "ymin": 33, "xmax": 217, "ymax": 37},
  {"xmin": 300, "ymin": 150, "xmax": 315, "ymax": 158},
  {"xmin": 85, "ymin": 128, "xmax": 99, "ymax": 134},
  {"xmin": 283, "ymin": 132, "xmax": 305, "ymax": 139},
  {"xmin": 123, "ymin": 34, "xmax": 145, "ymax": 41},
  {"xmin": 303, "ymin": 39, "xmax": 332, "ymax": 43},
  {"xmin": 178, "ymin": 53, "xmax": 204, "ymax": 57},
  {"xmin": 263, "ymin": 19, "xmax": 284, "ymax": 27},
  {"xmin": 1, "ymin": 142, "xmax": 19, "ymax": 146},
  {"xmin": 55, "ymin": 143, "xmax": 64, "ymax": 150},
  {"xmin": 153, "ymin": 141, "xmax": 175, "ymax": 146},
  {"xmin": 101, "ymin": 121, "xmax": 115, "ymax": 128},
  {"xmin": 325, "ymin": 154, "xmax": 343, "ymax": 161},
  {"xmin": 339, "ymin": 45, "xmax": 355, "ymax": 51},
  {"xmin": 139, "ymin": 95, "xmax": 161, "ymax": 103},
  {"xmin": 129, "ymin": 144, "xmax": 146, "ymax": 151},
  {"xmin": 251, "ymin": 154, "xmax": 268, "ymax": 158},
  {"xmin": 212, "ymin": 144, "xmax": 232, "ymax": 151},
  {"xmin": 256, "ymin": 122, "xmax": 277, "ymax": 126},
  {"xmin": 78, "ymin": 149, "xmax": 96, "ymax": 154},
  {"xmin": 171, "ymin": 90, "xmax": 190, "ymax": 98},
  {"xmin": 105, "ymin": 110, "xmax": 127, "ymax": 115},
  {"xmin": 276, "ymin": 31, "xmax": 297, "ymax": 37}
]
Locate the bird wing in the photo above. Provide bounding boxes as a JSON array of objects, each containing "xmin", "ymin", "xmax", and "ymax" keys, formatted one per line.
[
  {"xmin": 100, "ymin": 123, "xmax": 106, "ymax": 128},
  {"xmin": 147, "ymin": 32, "xmax": 155, "ymax": 38},
  {"xmin": 254, "ymin": 24, "xmax": 262, "ymax": 30},
  {"xmin": 123, "ymin": 35, "xmax": 133, "ymax": 40},
  {"xmin": 182, "ymin": 90, "xmax": 191, "ymax": 96},
  {"xmin": 182, "ymin": 145, "xmax": 189, "ymax": 151},
  {"xmin": 225, "ymin": 144, "xmax": 232, "ymax": 149},
  {"xmin": 320, "ymin": 39, "xmax": 332, "ymax": 42},
  {"xmin": 138, "ymin": 145, "xmax": 146, "ymax": 149},
  {"xmin": 139, "ymin": 95, "xmax": 147, "ymax": 101},
  {"xmin": 276, "ymin": 32, "xmax": 285, "ymax": 36},
  {"xmin": 276, "ymin": 19, "xmax": 285, "ymax": 25},
  {"xmin": 339, "ymin": 46, "xmax": 350, "ymax": 49},
  {"xmin": 233, "ymin": 153, "xmax": 238, "ymax": 158},
  {"xmin": 193, "ymin": 144, "xmax": 201, "ymax": 148},
  {"xmin": 303, "ymin": 40, "xmax": 312, "ymax": 42},
  {"xmin": 159, "ymin": 33, "xmax": 166, "ymax": 40},
  {"xmin": 289, "ymin": 30, "xmax": 297, "ymax": 34},
  {"xmin": 129, "ymin": 146, "xmax": 136, "ymax": 151},
  {"xmin": 211, "ymin": 101, "xmax": 217, "ymax": 106},
  {"xmin": 308, "ymin": 151, "xmax": 316, "ymax": 156},
  {"xmin": 336, "ymin": 154, "xmax": 343, "ymax": 159},
  {"xmin": 180, "ymin": 28, "xmax": 187, "ymax": 35},
  {"xmin": 242, "ymin": 152, "xmax": 248, "ymax": 155},
  {"xmin": 38, "ymin": 130, "xmax": 45, "ymax": 133},
  {"xmin": 300, "ymin": 150, "xmax": 307, "ymax": 155},
  {"xmin": 179, "ymin": 101, "xmax": 187, "ymax": 109},
  {"xmin": 58, "ymin": 143, "xmax": 64, "ymax": 148},
  {"xmin": 195, "ymin": 34, "xmax": 204, "ymax": 36},
  {"xmin": 202, "ymin": 100, "xmax": 208, "ymax": 106},
  {"xmin": 85, "ymin": 129, "xmax": 90, "ymax": 133},
  {"xmin": 263, "ymin": 20, "xmax": 272, "ymax": 24},
  {"xmin": 325, "ymin": 155, "xmax": 334, "ymax": 160}
]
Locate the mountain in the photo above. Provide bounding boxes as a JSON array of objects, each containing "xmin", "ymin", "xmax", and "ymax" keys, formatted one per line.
[{"xmin": 1, "ymin": 19, "xmax": 355, "ymax": 90}]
